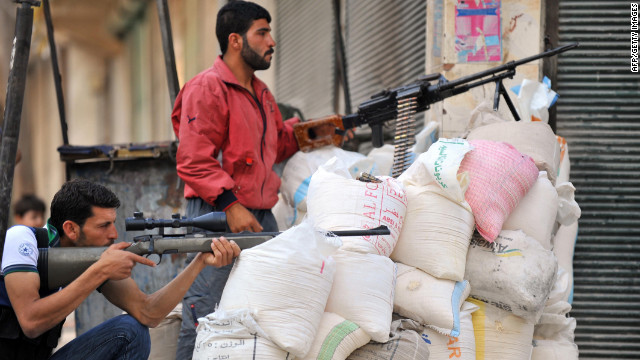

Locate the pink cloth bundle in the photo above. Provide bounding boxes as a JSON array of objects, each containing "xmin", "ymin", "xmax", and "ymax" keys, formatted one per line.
[{"xmin": 458, "ymin": 140, "xmax": 539, "ymax": 242}]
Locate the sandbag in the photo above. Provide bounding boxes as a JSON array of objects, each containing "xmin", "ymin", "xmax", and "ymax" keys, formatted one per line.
[
  {"xmin": 272, "ymin": 194, "xmax": 305, "ymax": 230},
  {"xmin": 534, "ymin": 301, "xmax": 576, "ymax": 343},
  {"xmin": 421, "ymin": 301, "xmax": 478, "ymax": 360},
  {"xmin": 465, "ymin": 230, "xmax": 558, "ymax": 323},
  {"xmin": 469, "ymin": 298, "xmax": 534, "ymax": 360},
  {"xmin": 280, "ymin": 146, "xmax": 366, "ymax": 214},
  {"xmin": 193, "ymin": 309, "xmax": 290, "ymax": 360},
  {"xmin": 390, "ymin": 183, "xmax": 474, "ymax": 281},
  {"xmin": 466, "ymin": 121, "xmax": 561, "ymax": 185},
  {"xmin": 149, "ymin": 303, "xmax": 182, "ymax": 360},
  {"xmin": 325, "ymin": 250, "xmax": 396, "ymax": 343},
  {"xmin": 307, "ymin": 157, "xmax": 408, "ymax": 256},
  {"xmin": 552, "ymin": 222, "xmax": 578, "ymax": 304},
  {"xmin": 503, "ymin": 171, "xmax": 558, "ymax": 250},
  {"xmin": 546, "ymin": 266, "xmax": 572, "ymax": 306},
  {"xmin": 458, "ymin": 139, "xmax": 539, "ymax": 242},
  {"xmin": 393, "ymin": 263, "xmax": 470, "ymax": 336},
  {"xmin": 556, "ymin": 182, "xmax": 581, "ymax": 227},
  {"xmin": 218, "ymin": 220, "xmax": 341, "ymax": 358},
  {"xmin": 531, "ymin": 340, "xmax": 579, "ymax": 360},
  {"xmin": 347, "ymin": 319, "xmax": 430, "ymax": 360},
  {"xmin": 302, "ymin": 313, "xmax": 371, "ymax": 360}
]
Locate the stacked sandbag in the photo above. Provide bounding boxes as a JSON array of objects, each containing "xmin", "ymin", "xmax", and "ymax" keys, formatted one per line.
[
  {"xmin": 149, "ymin": 303, "xmax": 182, "ymax": 360},
  {"xmin": 307, "ymin": 157, "xmax": 408, "ymax": 257},
  {"xmin": 302, "ymin": 313, "xmax": 371, "ymax": 360},
  {"xmin": 458, "ymin": 139, "xmax": 540, "ymax": 242},
  {"xmin": 469, "ymin": 298, "xmax": 535, "ymax": 360},
  {"xmin": 394, "ymin": 139, "xmax": 475, "ymax": 281},
  {"xmin": 393, "ymin": 263, "xmax": 470, "ymax": 337},
  {"xmin": 466, "ymin": 121, "xmax": 561, "ymax": 185},
  {"xmin": 193, "ymin": 309, "xmax": 289, "ymax": 360},
  {"xmin": 347, "ymin": 319, "xmax": 430, "ymax": 360},
  {"xmin": 465, "ymin": 230, "xmax": 558, "ymax": 323},
  {"xmin": 279, "ymin": 146, "xmax": 367, "ymax": 228},
  {"xmin": 203, "ymin": 220, "xmax": 341, "ymax": 358},
  {"xmin": 420, "ymin": 301, "xmax": 478, "ymax": 360},
  {"xmin": 532, "ymin": 301, "xmax": 579, "ymax": 359}
]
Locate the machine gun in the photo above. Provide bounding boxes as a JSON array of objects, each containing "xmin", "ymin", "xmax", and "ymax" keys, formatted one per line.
[
  {"xmin": 36, "ymin": 212, "xmax": 391, "ymax": 291},
  {"xmin": 293, "ymin": 42, "xmax": 579, "ymax": 177}
]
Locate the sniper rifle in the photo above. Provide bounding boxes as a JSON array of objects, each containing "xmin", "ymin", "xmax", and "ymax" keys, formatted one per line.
[{"xmin": 37, "ymin": 211, "xmax": 390, "ymax": 291}]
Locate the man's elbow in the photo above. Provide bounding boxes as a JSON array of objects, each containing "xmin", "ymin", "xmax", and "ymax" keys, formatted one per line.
[{"xmin": 20, "ymin": 321, "xmax": 47, "ymax": 339}]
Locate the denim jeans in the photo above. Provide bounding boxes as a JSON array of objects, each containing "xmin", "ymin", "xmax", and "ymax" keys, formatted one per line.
[
  {"xmin": 175, "ymin": 197, "xmax": 277, "ymax": 360},
  {"xmin": 50, "ymin": 315, "xmax": 150, "ymax": 360}
]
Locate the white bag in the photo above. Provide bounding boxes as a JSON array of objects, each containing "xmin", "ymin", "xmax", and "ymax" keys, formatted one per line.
[
  {"xmin": 281, "ymin": 146, "xmax": 366, "ymax": 214},
  {"xmin": 302, "ymin": 313, "xmax": 371, "ymax": 360},
  {"xmin": 469, "ymin": 299, "xmax": 534, "ymax": 360},
  {"xmin": 421, "ymin": 301, "xmax": 478, "ymax": 360},
  {"xmin": 394, "ymin": 263, "xmax": 470, "ymax": 336},
  {"xmin": 534, "ymin": 301, "xmax": 576, "ymax": 343},
  {"xmin": 348, "ymin": 319, "xmax": 430, "ymax": 360},
  {"xmin": 149, "ymin": 303, "xmax": 182, "ymax": 360},
  {"xmin": 390, "ymin": 183, "xmax": 474, "ymax": 281},
  {"xmin": 503, "ymin": 171, "xmax": 558, "ymax": 250},
  {"xmin": 556, "ymin": 136, "xmax": 570, "ymax": 184},
  {"xmin": 465, "ymin": 230, "xmax": 558, "ymax": 323},
  {"xmin": 325, "ymin": 250, "xmax": 396, "ymax": 343},
  {"xmin": 193, "ymin": 309, "xmax": 289, "ymax": 360},
  {"xmin": 531, "ymin": 340, "xmax": 579, "ymax": 360},
  {"xmin": 556, "ymin": 182, "xmax": 581, "ymax": 226},
  {"xmin": 272, "ymin": 194, "xmax": 305, "ymax": 230},
  {"xmin": 552, "ymin": 222, "xmax": 578, "ymax": 303},
  {"xmin": 307, "ymin": 157, "xmax": 408, "ymax": 256},
  {"xmin": 218, "ymin": 220, "xmax": 341, "ymax": 358}
]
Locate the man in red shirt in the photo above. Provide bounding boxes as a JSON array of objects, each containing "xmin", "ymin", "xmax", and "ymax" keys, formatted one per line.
[{"xmin": 171, "ymin": 1, "xmax": 299, "ymax": 357}]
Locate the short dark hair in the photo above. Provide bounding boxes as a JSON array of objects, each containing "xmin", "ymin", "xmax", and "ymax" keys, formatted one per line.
[
  {"xmin": 50, "ymin": 179, "xmax": 120, "ymax": 238},
  {"xmin": 216, "ymin": 0, "xmax": 271, "ymax": 55},
  {"xmin": 13, "ymin": 194, "xmax": 46, "ymax": 217}
]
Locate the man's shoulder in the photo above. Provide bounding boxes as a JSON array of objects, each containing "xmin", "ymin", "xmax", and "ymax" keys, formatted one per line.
[
  {"xmin": 2, "ymin": 226, "xmax": 38, "ymax": 275},
  {"xmin": 185, "ymin": 66, "xmax": 226, "ymax": 90}
]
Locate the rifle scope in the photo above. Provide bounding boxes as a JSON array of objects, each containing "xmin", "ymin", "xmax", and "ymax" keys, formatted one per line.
[{"xmin": 125, "ymin": 211, "xmax": 227, "ymax": 232}]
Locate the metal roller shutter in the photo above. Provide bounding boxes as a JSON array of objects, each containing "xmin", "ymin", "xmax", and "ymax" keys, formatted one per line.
[
  {"xmin": 345, "ymin": 0, "xmax": 426, "ymax": 148},
  {"xmin": 276, "ymin": 0, "xmax": 335, "ymax": 119},
  {"xmin": 556, "ymin": 1, "xmax": 640, "ymax": 358}
]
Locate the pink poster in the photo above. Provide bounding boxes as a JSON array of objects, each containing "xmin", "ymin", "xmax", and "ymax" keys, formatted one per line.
[{"xmin": 455, "ymin": 0, "xmax": 502, "ymax": 62}]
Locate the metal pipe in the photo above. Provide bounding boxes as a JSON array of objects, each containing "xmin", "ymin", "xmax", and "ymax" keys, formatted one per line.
[
  {"xmin": 155, "ymin": 0, "xmax": 180, "ymax": 106},
  {"xmin": 0, "ymin": 1, "xmax": 37, "ymax": 264}
]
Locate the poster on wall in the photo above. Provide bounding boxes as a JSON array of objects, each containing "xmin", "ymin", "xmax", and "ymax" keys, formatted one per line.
[{"xmin": 455, "ymin": 0, "xmax": 502, "ymax": 62}]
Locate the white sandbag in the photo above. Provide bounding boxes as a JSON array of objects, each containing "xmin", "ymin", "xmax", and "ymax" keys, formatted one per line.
[
  {"xmin": 302, "ymin": 313, "xmax": 371, "ymax": 360},
  {"xmin": 411, "ymin": 121, "xmax": 440, "ymax": 154},
  {"xmin": 390, "ymin": 183, "xmax": 474, "ymax": 281},
  {"xmin": 218, "ymin": 220, "xmax": 340, "ymax": 357},
  {"xmin": 348, "ymin": 319, "xmax": 430, "ymax": 360},
  {"xmin": 307, "ymin": 157, "xmax": 408, "ymax": 256},
  {"xmin": 272, "ymin": 194, "xmax": 305, "ymax": 230},
  {"xmin": 466, "ymin": 121, "xmax": 561, "ymax": 185},
  {"xmin": 503, "ymin": 171, "xmax": 558, "ymax": 250},
  {"xmin": 465, "ymin": 230, "xmax": 558, "ymax": 323},
  {"xmin": 281, "ymin": 146, "xmax": 366, "ymax": 214},
  {"xmin": 556, "ymin": 136, "xmax": 570, "ymax": 184},
  {"xmin": 325, "ymin": 250, "xmax": 396, "ymax": 343},
  {"xmin": 421, "ymin": 301, "xmax": 478, "ymax": 360},
  {"xmin": 531, "ymin": 340, "xmax": 579, "ymax": 360},
  {"xmin": 193, "ymin": 309, "xmax": 289, "ymax": 360},
  {"xmin": 556, "ymin": 182, "xmax": 581, "ymax": 226},
  {"xmin": 552, "ymin": 222, "xmax": 578, "ymax": 304},
  {"xmin": 546, "ymin": 266, "xmax": 572, "ymax": 306},
  {"xmin": 149, "ymin": 303, "xmax": 182, "ymax": 360},
  {"xmin": 355, "ymin": 144, "xmax": 395, "ymax": 177},
  {"xmin": 394, "ymin": 263, "xmax": 470, "ymax": 336},
  {"xmin": 534, "ymin": 301, "xmax": 576, "ymax": 343},
  {"xmin": 462, "ymin": 100, "xmax": 511, "ymax": 137},
  {"xmin": 469, "ymin": 299, "xmax": 534, "ymax": 360}
]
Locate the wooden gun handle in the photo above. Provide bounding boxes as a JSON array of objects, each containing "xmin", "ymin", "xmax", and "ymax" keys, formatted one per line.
[{"xmin": 293, "ymin": 115, "xmax": 345, "ymax": 152}]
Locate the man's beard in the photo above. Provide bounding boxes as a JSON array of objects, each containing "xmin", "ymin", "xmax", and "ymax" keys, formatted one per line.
[{"xmin": 241, "ymin": 35, "xmax": 273, "ymax": 71}]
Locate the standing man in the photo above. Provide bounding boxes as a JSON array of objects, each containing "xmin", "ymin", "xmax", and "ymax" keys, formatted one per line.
[
  {"xmin": 171, "ymin": 1, "xmax": 300, "ymax": 357},
  {"xmin": 0, "ymin": 179, "xmax": 240, "ymax": 359}
]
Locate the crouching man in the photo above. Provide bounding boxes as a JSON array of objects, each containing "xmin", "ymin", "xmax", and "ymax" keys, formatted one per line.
[{"xmin": 0, "ymin": 179, "xmax": 240, "ymax": 359}]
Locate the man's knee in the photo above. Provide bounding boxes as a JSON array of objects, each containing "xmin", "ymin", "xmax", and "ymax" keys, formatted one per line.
[{"xmin": 111, "ymin": 315, "xmax": 150, "ymax": 349}]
